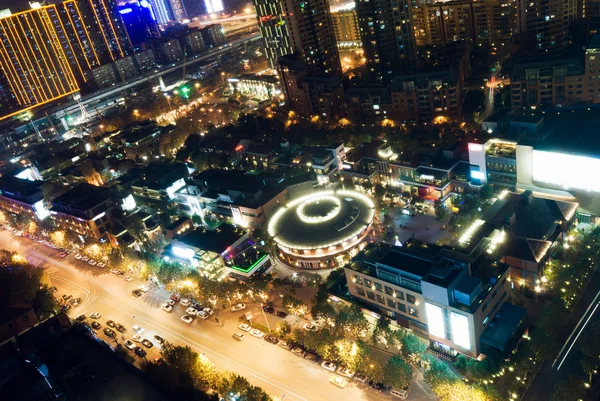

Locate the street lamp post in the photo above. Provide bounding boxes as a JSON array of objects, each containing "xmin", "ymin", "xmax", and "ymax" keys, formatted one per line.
[{"xmin": 260, "ymin": 302, "xmax": 272, "ymax": 333}]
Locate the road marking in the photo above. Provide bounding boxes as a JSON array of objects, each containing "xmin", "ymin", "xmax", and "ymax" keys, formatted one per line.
[
  {"xmin": 556, "ymin": 301, "xmax": 600, "ymax": 371},
  {"xmin": 93, "ymin": 296, "xmax": 313, "ymax": 401}
]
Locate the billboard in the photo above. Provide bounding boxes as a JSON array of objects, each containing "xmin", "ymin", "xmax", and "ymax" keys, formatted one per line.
[
  {"xmin": 532, "ymin": 150, "xmax": 600, "ymax": 192},
  {"xmin": 205, "ymin": 0, "xmax": 223, "ymax": 13},
  {"xmin": 425, "ymin": 302, "xmax": 445, "ymax": 339},
  {"xmin": 450, "ymin": 312, "xmax": 470, "ymax": 350}
]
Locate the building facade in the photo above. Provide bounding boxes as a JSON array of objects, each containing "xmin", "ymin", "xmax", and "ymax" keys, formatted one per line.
[
  {"xmin": 331, "ymin": 9, "xmax": 360, "ymax": 45},
  {"xmin": 517, "ymin": 0, "xmax": 575, "ymax": 53}
]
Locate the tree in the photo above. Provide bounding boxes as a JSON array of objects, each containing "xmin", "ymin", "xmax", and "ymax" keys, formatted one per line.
[
  {"xmin": 434, "ymin": 199, "xmax": 449, "ymax": 221},
  {"xmin": 480, "ymin": 184, "xmax": 493, "ymax": 199},
  {"xmin": 550, "ymin": 376, "xmax": 586, "ymax": 401},
  {"xmin": 423, "ymin": 354, "xmax": 455, "ymax": 387},
  {"xmin": 383, "ymin": 356, "xmax": 412, "ymax": 389},
  {"xmin": 374, "ymin": 184, "xmax": 386, "ymax": 198},
  {"xmin": 399, "ymin": 332, "xmax": 428, "ymax": 360},
  {"xmin": 466, "ymin": 357, "xmax": 499, "ymax": 380},
  {"xmin": 282, "ymin": 294, "xmax": 307, "ymax": 316},
  {"xmin": 335, "ymin": 304, "xmax": 369, "ymax": 338},
  {"xmin": 277, "ymin": 321, "xmax": 291, "ymax": 337},
  {"xmin": 191, "ymin": 214, "xmax": 203, "ymax": 226}
]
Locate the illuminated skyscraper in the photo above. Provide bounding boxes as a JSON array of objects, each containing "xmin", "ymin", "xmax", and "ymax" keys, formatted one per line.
[
  {"xmin": 118, "ymin": 2, "xmax": 160, "ymax": 49},
  {"xmin": 252, "ymin": 0, "xmax": 341, "ymax": 76},
  {"xmin": 0, "ymin": 7, "xmax": 80, "ymax": 119},
  {"xmin": 148, "ymin": 0, "xmax": 174, "ymax": 25},
  {"xmin": 205, "ymin": 0, "xmax": 224, "ymax": 13},
  {"xmin": 517, "ymin": 0, "xmax": 575, "ymax": 53},
  {"xmin": 355, "ymin": 0, "xmax": 417, "ymax": 81}
]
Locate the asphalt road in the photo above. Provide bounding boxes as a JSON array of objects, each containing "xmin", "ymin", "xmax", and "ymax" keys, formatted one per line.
[{"xmin": 2, "ymin": 230, "xmax": 435, "ymax": 401}]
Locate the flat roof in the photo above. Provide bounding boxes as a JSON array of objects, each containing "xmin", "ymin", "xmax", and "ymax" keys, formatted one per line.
[
  {"xmin": 178, "ymin": 223, "xmax": 245, "ymax": 254},
  {"xmin": 0, "ymin": 176, "xmax": 42, "ymax": 200},
  {"xmin": 52, "ymin": 183, "xmax": 112, "ymax": 211},
  {"xmin": 480, "ymin": 303, "xmax": 527, "ymax": 351}
]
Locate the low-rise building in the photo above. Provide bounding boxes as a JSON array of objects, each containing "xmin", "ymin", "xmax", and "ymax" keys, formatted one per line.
[
  {"xmin": 346, "ymin": 241, "xmax": 524, "ymax": 358},
  {"xmin": 51, "ymin": 183, "xmax": 115, "ymax": 241},
  {"xmin": 123, "ymin": 162, "xmax": 189, "ymax": 204},
  {"xmin": 0, "ymin": 176, "xmax": 50, "ymax": 221},
  {"xmin": 200, "ymin": 24, "xmax": 226, "ymax": 48}
]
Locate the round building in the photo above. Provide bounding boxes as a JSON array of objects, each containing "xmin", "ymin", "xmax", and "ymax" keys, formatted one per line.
[{"xmin": 268, "ymin": 189, "xmax": 375, "ymax": 269}]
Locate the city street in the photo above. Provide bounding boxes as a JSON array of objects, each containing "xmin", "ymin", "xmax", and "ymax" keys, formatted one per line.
[{"xmin": 1, "ymin": 231, "xmax": 436, "ymax": 401}]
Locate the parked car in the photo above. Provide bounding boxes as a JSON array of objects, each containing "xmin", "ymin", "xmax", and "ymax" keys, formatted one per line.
[
  {"xmin": 180, "ymin": 299, "xmax": 190, "ymax": 306},
  {"xmin": 97, "ymin": 262, "xmax": 106, "ymax": 268},
  {"xmin": 275, "ymin": 311, "xmax": 288, "ymax": 319},
  {"xmin": 391, "ymin": 385, "xmax": 409, "ymax": 399},
  {"xmin": 81, "ymin": 256, "xmax": 89, "ymax": 262},
  {"xmin": 249, "ymin": 328, "xmax": 264, "ymax": 339},
  {"xmin": 231, "ymin": 303, "xmax": 246, "ymax": 312},
  {"xmin": 110, "ymin": 268, "xmax": 121, "ymax": 274},
  {"xmin": 337, "ymin": 366, "xmax": 355, "ymax": 378},
  {"xmin": 262, "ymin": 305, "xmax": 275, "ymax": 314},
  {"xmin": 103, "ymin": 328, "xmax": 115, "ymax": 338},
  {"xmin": 74, "ymin": 314, "xmax": 86, "ymax": 322},
  {"xmin": 123, "ymin": 275, "xmax": 133, "ymax": 281},
  {"xmin": 132, "ymin": 325, "xmax": 144, "ymax": 333},
  {"xmin": 74, "ymin": 254, "xmax": 82, "ymax": 260},
  {"xmin": 91, "ymin": 322, "xmax": 102, "ymax": 330},
  {"xmin": 369, "ymin": 381, "xmax": 387, "ymax": 392},
  {"xmin": 166, "ymin": 299, "xmax": 176, "ymax": 306},
  {"xmin": 278, "ymin": 340, "xmax": 293, "ymax": 351},
  {"xmin": 329, "ymin": 376, "xmax": 348, "ymax": 389},
  {"xmin": 106, "ymin": 320, "xmax": 115, "ymax": 328},
  {"xmin": 232, "ymin": 332, "xmax": 245, "ymax": 341},
  {"xmin": 90, "ymin": 312, "xmax": 101, "ymax": 319},
  {"xmin": 181, "ymin": 315, "xmax": 193, "ymax": 324},
  {"xmin": 153, "ymin": 335, "xmax": 165, "ymax": 344},
  {"xmin": 161, "ymin": 303, "xmax": 173, "ymax": 312},
  {"xmin": 264, "ymin": 334, "xmax": 279, "ymax": 345},
  {"xmin": 131, "ymin": 289, "xmax": 143, "ymax": 297},
  {"xmin": 138, "ymin": 285, "xmax": 150, "ymax": 293},
  {"xmin": 115, "ymin": 324, "xmax": 126, "ymax": 333},
  {"xmin": 186, "ymin": 307, "xmax": 199, "ymax": 315},
  {"xmin": 238, "ymin": 323, "xmax": 251, "ymax": 332},
  {"xmin": 132, "ymin": 335, "xmax": 143, "ymax": 342},
  {"xmin": 354, "ymin": 373, "xmax": 368, "ymax": 383},
  {"xmin": 141, "ymin": 339, "xmax": 153, "ymax": 348},
  {"xmin": 124, "ymin": 339, "xmax": 136, "ymax": 350},
  {"xmin": 322, "ymin": 361, "xmax": 337, "ymax": 372},
  {"xmin": 303, "ymin": 323, "xmax": 318, "ymax": 332},
  {"xmin": 291, "ymin": 347, "xmax": 305, "ymax": 357},
  {"xmin": 88, "ymin": 260, "xmax": 97, "ymax": 266},
  {"xmin": 134, "ymin": 347, "xmax": 147, "ymax": 357},
  {"xmin": 170, "ymin": 294, "xmax": 181, "ymax": 302}
]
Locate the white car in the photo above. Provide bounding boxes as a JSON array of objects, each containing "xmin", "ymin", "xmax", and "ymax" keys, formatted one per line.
[
  {"xmin": 138, "ymin": 285, "xmax": 150, "ymax": 293},
  {"xmin": 90, "ymin": 312, "xmax": 101, "ymax": 319},
  {"xmin": 132, "ymin": 334, "xmax": 143, "ymax": 342},
  {"xmin": 166, "ymin": 299, "xmax": 176, "ymax": 306},
  {"xmin": 161, "ymin": 303, "xmax": 173, "ymax": 312},
  {"xmin": 336, "ymin": 366, "xmax": 355, "ymax": 378},
  {"xmin": 186, "ymin": 307, "xmax": 198, "ymax": 315},
  {"xmin": 132, "ymin": 325, "xmax": 144, "ymax": 333},
  {"xmin": 97, "ymin": 262, "xmax": 106, "ymax": 268},
  {"xmin": 233, "ymin": 332, "xmax": 245, "ymax": 341},
  {"xmin": 81, "ymin": 256, "xmax": 89, "ymax": 262},
  {"xmin": 197, "ymin": 310, "xmax": 209, "ymax": 319},
  {"xmin": 303, "ymin": 323, "xmax": 318, "ymax": 332},
  {"xmin": 180, "ymin": 299, "xmax": 190, "ymax": 306},
  {"xmin": 391, "ymin": 386, "xmax": 409, "ymax": 399},
  {"xmin": 181, "ymin": 315, "xmax": 193, "ymax": 324},
  {"xmin": 329, "ymin": 376, "xmax": 348, "ymax": 389},
  {"xmin": 123, "ymin": 275, "xmax": 133, "ymax": 281},
  {"xmin": 249, "ymin": 328, "xmax": 264, "ymax": 339},
  {"xmin": 238, "ymin": 323, "xmax": 251, "ymax": 332},
  {"xmin": 74, "ymin": 254, "xmax": 82, "ymax": 260},
  {"xmin": 88, "ymin": 260, "xmax": 97, "ymax": 266},
  {"xmin": 231, "ymin": 303, "xmax": 246, "ymax": 312},
  {"xmin": 110, "ymin": 268, "xmax": 121, "ymax": 275},
  {"xmin": 322, "ymin": 361, "xmax": 337, "ymax": 372},
  {"xmin": 202, "ymin": 307, "xmax": 214, "ymax": 316},
  {"xmin": 124, "ymin": 339, "xmax": 136, "ymax": 350}
]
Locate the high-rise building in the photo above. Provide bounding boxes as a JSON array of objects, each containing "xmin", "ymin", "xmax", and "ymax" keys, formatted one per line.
[
  {"xmin": 169, "ymin": 0, "xmax": 187, "ymax": 22},
  {"xmin": 148, "ymin": 0, "xmax": 174, "ymax": 24},
  {"xmin": 118, "ymin": 2, "xmax": 160, "ymax": 50},
  {"xmin": 0, "ymin": 6, "xmax": 80, "ymax": 120},
  {"xmin": 331, "ymin": 9, "xmax": 360, "ymax": 44},
  {"xmin": 205, "ymin": 0, "xmax": 224, "ymax": 13},
  {"xmin": 355, "ymin": 0, "xmax": 417, "ymax": 81},
  {"xmin": 253, "ymin": 0, "xmax": 341, "ymax": 76},
  {"xmin": 252, "ymin": 0, "xmax": 295, "ymax": 68},
  {"xmin": 412, "ymin": 0, "xmax": 516, "ymax": 48},
  {"xmin": 517, "ymin": 0, "xmax": 575, "ymax": 53}
]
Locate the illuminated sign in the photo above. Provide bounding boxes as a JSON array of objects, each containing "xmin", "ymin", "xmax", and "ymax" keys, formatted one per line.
[
  {"xmin": 33, "ymin": 200, "xmax": 50, "ymax": 220},
  {"xmin": 173, "ymin": 246, "xmax": 195, "ymax": 260},
  {"xmin": 425, "ymin": 302, "xmax": 445, "ymax": 338},
  {"xmin": 532, "ymin": 150, "xmax": 600, "ymax": 192},
  {"xmin": 205, "ymin": 0, "xmax": 224, "ymax": 13},
  {"xmin": 420, "ymin": 175, "xmax": 434, "ymax": 181},
  {"xmin": 121, "ymin": 194, "xmax": 137, "ymax": 211},
  {"xmin": 470, "ymin": 171, "xmax": 485, "ymax": 180},
  {"xmin": 468, "ymin": 143, "xmax": 483, "ymax": 151},
  {"xmin": 450, "ymin": 312, "xmax": 471, "ymax": 350},
  {"xmin": 119, "ymin": 8, "xmax": 132, "ymax": 14},
  {"xmin": 92, "ymin": 212, "xmax": 106, "ymax": 221}
]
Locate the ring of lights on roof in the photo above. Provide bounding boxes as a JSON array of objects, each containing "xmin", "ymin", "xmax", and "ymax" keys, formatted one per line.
[
  {"xmin": 268, "ymin": 190, "xmax": 375, "ymax": 266},
  {"xmin": 296, "ymin": 195, "xmax": 341, "ymax": 224}
]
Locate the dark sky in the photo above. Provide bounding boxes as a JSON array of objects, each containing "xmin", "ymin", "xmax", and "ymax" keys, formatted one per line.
[{"xmin": 0, "ymin": 1, "xmax": 32, "ymax": 13}]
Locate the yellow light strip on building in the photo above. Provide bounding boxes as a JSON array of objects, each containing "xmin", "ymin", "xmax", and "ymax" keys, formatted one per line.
[
  {"xmin": 12, "ymin": 15, "xmax": 49, "ymax": 101},
  {"xmin": 67, "ymin": 0, "xmax": 100, "ymax": 67},
  {"xmin": 0, "ymin": 88, "xmax": 79, "ymax": 121},
  {"xmin": 37, "ymin": 10, "xmax": 71, "ymax": 94},
  {"xmin": 99, "ymin": 0, "xmax": 124, "ymax": 58},
  {"xmin": 39, "ymin": 8, "xmax": 78, "ymax": 91},
  {"xmin": 52, "ymin": 5, "xmax": 86, "ymax": 82},
  {"xmin": 0, "ymin": 18, "xmax": 40, "ymax": 104},
  {"xmin": 63, "ymin": 2, "xmax": 92, "ymax": 70},
  {"xmin": 16, "ymin": 16, "xmax": 53, "ymax": 101},
  {"xmin": 22, "ymin": 12, "xmax": 61, "ymax": 96},
  {"xmin": 88, "ymin": 0, "xmax": 114, "ymax": 61},
  {"xmin": 32, "ymin": 10, "xmax": 70, "ymax": 96},
  {"xmin": 0, "ymin": 30, "xmax": 26, "ymax": 105}
]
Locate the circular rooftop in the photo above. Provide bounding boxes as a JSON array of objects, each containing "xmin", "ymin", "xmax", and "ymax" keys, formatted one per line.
[{"xmin": 268, "ymin": 190, "xmax": 375, "ymax": 251}]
